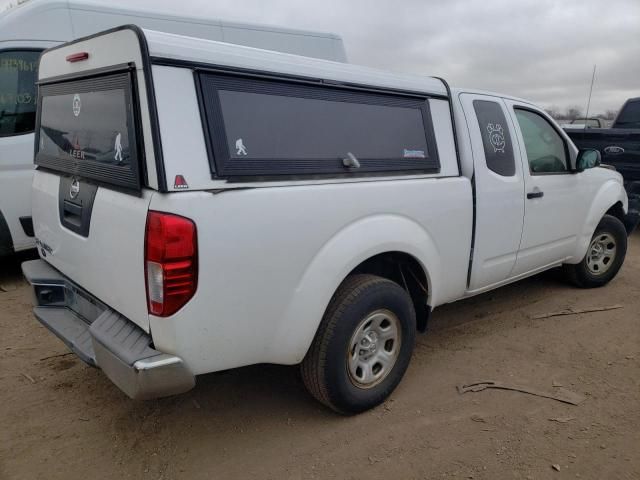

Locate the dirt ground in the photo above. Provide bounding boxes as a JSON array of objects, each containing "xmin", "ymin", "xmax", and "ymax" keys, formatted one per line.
[{"xmin": 1, "ymin": 236, "xmax": 639, "ymax": 480}]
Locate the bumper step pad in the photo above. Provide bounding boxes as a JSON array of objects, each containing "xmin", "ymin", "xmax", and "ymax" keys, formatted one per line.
[{"xmin": 34, "ymin": 307, "xmax": 96, "ymax": 366}]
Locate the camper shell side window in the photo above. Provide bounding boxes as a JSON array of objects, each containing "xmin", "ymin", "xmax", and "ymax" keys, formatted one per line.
[{"xmin": 197, "ymin": 72, "xmax": 441, "ymax": 178}]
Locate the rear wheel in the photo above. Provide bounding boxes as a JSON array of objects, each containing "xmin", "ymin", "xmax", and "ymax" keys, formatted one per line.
[
  {"xmin": 301, "ymin": 274, "xmax": 416, "ymax": 414},
  {"xmin": 565, "ymin": 214, "xmax": 627, "ymax": 288}
]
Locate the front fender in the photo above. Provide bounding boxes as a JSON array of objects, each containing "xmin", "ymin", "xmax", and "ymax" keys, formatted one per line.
[
  {"xmin": 571, "ymin": 179, "xmax": 627, "ymax": 264},
  {"xmin": 271, "ymin": 214, "xmax": 442, "ymax": 364}
]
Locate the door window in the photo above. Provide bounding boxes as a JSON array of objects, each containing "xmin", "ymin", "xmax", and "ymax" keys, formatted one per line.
[
  {"xmin": 473, "ymin": 100, "xmax": 515, "ymax": 176},
  {"xmin": 515, "ymin": 108, "xmax": 568, "ymax": 174},
  {"xmin": 0, "ymin": 50, "xmax": 41, "ymax": 136}
]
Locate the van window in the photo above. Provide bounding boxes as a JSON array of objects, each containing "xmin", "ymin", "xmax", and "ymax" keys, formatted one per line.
[
  {"xmin": 35, "ymin": 71, "xmax": 141, "ymax": 191},
  {"xmin": 0, "ymin": 50, "xmax": 40, "ymax": 137},
  {"xmin": 199, "ymin": 73, "xmax": 440, "ymax": 177},
  {"xmin": 473, "ymin": 100, "xmax": 515, "ymax": 176},
  {"xmin": 514, "ymin": 108, "xmax": 568, "ymax": 174}
]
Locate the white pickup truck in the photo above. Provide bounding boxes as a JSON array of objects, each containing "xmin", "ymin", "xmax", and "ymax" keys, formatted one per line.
[{"xmin": 23, "ymin": 26, "xmax": 630, "ymax": 414}]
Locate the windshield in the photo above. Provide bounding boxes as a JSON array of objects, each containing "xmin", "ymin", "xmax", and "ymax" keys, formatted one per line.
[{"xmin": 0, "ymin": 50, "xmax": 40, "ymax": 136}]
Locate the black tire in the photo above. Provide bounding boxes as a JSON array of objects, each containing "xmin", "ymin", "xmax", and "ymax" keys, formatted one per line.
[
  {"xmin": 301, "ymin": 274, "xmax": 416, "ymax": 414},
  {"xmin": 564, "ymin": 214, "xmax": 627, "ymax": 288}
]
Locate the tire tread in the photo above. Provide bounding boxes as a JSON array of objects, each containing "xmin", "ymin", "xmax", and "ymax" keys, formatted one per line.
[
  {"xmin": 565, "ymin": 214, "xmax": 627, "ymax": 288},
  {"xmin": 300, "ymin": 274, "xmax": 394, "ymax": 413}
]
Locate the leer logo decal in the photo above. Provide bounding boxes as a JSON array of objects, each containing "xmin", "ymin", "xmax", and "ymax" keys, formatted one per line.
[
  {"xmin": 72, "ymin": 94, "xmax": 81, "ymax": 117},
  {"xmin": 174, "ymin": 175, "xmax": 189, "ymax": 189}
]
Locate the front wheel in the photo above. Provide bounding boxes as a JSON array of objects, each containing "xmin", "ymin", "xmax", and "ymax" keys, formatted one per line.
[
  {"xmin": 301, "ymin": 274, "xmax": 416, "ymax": 414},
  {"xmin": 564, "ymin": 214, "xmax": 627, "ymax": 288}
]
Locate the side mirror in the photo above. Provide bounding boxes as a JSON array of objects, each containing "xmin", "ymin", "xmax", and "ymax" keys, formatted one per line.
[{"xmin": 576, "ymin": 149, "xmax": 601, "ymax": 172}]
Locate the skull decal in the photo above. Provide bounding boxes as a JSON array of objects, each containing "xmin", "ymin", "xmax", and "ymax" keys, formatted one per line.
[{"xmin": 487, "ymin": 123, "xmax": 506, "ymax": 153}]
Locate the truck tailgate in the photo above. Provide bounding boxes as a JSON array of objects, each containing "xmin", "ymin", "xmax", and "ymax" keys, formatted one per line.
[{"xmin": 32, "ymin": 170, "xmax": 153, "ymax": 332}]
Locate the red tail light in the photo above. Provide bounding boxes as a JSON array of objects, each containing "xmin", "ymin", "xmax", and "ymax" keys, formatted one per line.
[{"xmin": 145, "ymin": 211, "xmax": 197, "ymax": 317}]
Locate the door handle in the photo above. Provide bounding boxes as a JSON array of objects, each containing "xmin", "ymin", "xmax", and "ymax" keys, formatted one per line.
[{"xmin": 527, "ymin": 190, "xmax": 544, "ymax": 199}]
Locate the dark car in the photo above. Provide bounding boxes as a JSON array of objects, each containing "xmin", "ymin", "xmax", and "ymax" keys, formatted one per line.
[
  {"xmin": 561, "ymin": 118, "xmax": 606, "ymax": 129},
  {"xmin": 564, "ymin": 98, "xmax": 640, "ymax": 232},
  {"xmin": 565, "ymin": 98, "xmax": 640, "ymax": 187}
]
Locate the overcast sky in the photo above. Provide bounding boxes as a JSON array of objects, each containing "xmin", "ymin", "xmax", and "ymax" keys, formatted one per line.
[{"xmin": 2, "ymin": 0, "xmax": 638, "ymax": 114}]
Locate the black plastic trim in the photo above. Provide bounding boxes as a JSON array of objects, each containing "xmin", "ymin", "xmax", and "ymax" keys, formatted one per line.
[
  {"xmin": 432, "ymin": 77, "xmax": 462, "ymax": 175},
  {"xmin": 138, "ymin": 31, "xmax": 168, "ymax": 192},
  {"xmin": 58, "ymin": 176, "xmax": 98, "ymax": 237},
  {"xmin": 193, "ymin": 70, "xmax": 216, "ymax": 175},
  {"xmin": 0, "ymin": 210, "xmax": 14, "ymax": 256},
  {"xmin": 19, "ymin": 216, "xmax": 34, "ymax": 237},
  {"xmin": 37, "ymin": 63, "xmax": 135, "ymax": 85}
]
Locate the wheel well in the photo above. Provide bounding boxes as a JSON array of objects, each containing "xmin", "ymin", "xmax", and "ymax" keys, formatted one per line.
[
  {"xmin": 606, "ymin": 202, "xmax": 625, "ymax": 224},
  {"xmin": 350, "ymin": 252, "xmax": 430, "ymax": 332}
]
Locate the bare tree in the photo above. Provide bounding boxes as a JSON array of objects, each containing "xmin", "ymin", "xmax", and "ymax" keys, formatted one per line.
[
  {"xmin": 545, "ymin": 106, "xmax": 561, "ymax": 119},
  {"xmin": 565, "ymin": 106, "xmax": 584, "ymax": 120}
]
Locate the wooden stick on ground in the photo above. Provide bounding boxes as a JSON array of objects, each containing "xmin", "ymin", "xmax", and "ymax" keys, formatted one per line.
[
  {"xmin": 531, "ymin": 304, "xmax": 622, "ymax": 320},
  {"xmin": 39, "ymin": 352, "xmax": 74, "ymax": 361}
]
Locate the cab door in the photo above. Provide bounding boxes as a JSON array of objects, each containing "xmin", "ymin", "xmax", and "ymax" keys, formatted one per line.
[
  {"xmin": 460, "ymin": 93, "xmax": 525, "ymax": 290},
  {"xmin": 505, "ymin": 102, "xmax": 594, "ymax": 275}
]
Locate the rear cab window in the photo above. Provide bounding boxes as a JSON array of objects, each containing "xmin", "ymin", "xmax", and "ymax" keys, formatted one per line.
[
  {"xmin": 472, "ymin": 100, "xmax": 515, "ymax": 176},
  {"xmin": 0, "ymin": 50, "xmax": 41, "ymax": 136},
  {"xmin": 198, "ymin": 73, "xmax": 440, "ymax": 178},
  {"xmin": 35, "ymin": 70, "xmax": 142, "ymax": 191}
]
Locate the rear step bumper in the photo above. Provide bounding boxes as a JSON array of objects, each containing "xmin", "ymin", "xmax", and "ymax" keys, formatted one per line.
[{"xmin": 22, "ymin": 259, "xmax": 195, "ymax": 400}]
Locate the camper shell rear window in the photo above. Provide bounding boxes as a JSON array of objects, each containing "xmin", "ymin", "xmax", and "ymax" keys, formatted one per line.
[
  {"xmin": 35, "ymin": 70, "xmax": 142, "ymax": 191},
  {"xmin": 197, "ymin": 72, "xmax": 440, "ymax": 178}
]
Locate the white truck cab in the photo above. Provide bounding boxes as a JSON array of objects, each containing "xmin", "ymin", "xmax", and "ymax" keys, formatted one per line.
[
  {"xmin": 0, "ymin": 0, "xmax": 346, "ymax": 256},
  {"xmin": 23, "ymin": 26, "xmax": 629, "ymax": 413}
]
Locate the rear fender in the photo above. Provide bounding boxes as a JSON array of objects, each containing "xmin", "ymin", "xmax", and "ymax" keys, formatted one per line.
[{"xmin": 271, "ymin": 214, "xmax": 440, "ymax": 363}]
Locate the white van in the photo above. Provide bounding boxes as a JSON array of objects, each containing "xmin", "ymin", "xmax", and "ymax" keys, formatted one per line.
[
  {"xmin": 0, "ymin": 0, "xmax": 346, "ymax": 256},
  {"xmin": 23, "ymin": 26, "xmax": 630, "ymax": 413}
]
